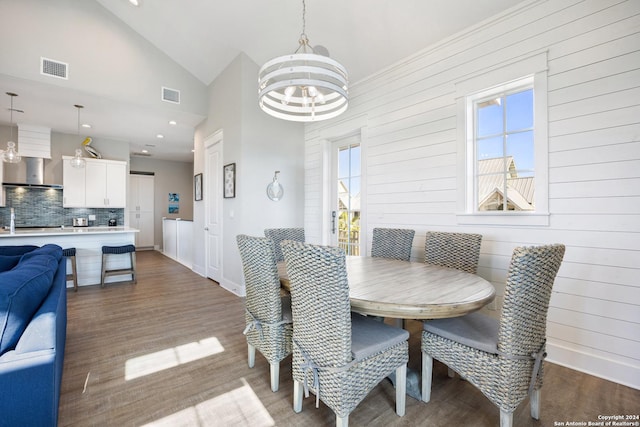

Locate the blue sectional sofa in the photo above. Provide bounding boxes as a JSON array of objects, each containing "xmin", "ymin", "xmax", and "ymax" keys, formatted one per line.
[{"xmin": 0, "ymin": 244, "xmax": 67, "ymax": 427}]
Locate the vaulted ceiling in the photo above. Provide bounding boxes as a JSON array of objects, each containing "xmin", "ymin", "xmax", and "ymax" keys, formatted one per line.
[{"xmin": 0, "ymin": 0, "xmax": 523, "ymax": 162}]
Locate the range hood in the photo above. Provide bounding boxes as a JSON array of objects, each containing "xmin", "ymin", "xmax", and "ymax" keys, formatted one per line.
[
  {"xmin": 2, "ymin": 124, "xmax": 63, "ymax": 189},
  {"xmin": 3, "ymin": 157, "xmax": 63, "ymax": 189}
]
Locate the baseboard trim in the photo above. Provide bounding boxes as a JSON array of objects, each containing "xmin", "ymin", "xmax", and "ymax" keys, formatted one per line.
[{"xmin": 547, "ymin": 341, "xmax": 640, "ymax": 390}]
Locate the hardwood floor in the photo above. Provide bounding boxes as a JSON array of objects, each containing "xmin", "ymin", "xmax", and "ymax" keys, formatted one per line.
[{"xmin": 59, "ymin": 251, "xmax": 639, "ymax": 426}]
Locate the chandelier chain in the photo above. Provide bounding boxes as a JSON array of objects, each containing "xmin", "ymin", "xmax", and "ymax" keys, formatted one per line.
[{"xmin": 301, "ymin": 0, "xmax": 306, "ymax": 38}]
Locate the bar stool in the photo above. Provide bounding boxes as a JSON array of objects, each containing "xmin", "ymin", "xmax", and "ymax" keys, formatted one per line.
[
  {"xmin": 101, "ymin": 244, "xmax": 137, "ymax": 287},
  {"xmin": 62, "ymin": 247, "xmax": 78, "ymax": 292}
]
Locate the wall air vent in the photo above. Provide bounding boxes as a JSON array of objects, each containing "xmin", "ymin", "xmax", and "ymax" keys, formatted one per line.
[
  {"xmin": 162, "ymin": 87, "xmax": 180, "ymax": 104},
  {"xmin": 41, "ymin": 57, "xmax": 68, "ymax": 80}
]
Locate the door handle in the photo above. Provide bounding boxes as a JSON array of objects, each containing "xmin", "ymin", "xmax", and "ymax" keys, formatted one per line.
[
  {"xmin": 204, "ymin": 227, "xmax": 209, "ymax": 231},
  {"xmin": 331, "ymin": 211, "xmax": 337, "ymax": 234}
]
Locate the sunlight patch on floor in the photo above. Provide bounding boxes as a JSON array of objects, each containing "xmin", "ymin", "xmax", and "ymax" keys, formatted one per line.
[
  {"xmin": 125, "ymin": 337, "xmax": 224, "ymax": 381},
  {"xmin": 140, "ymin": 378, "xmax": 275, "ymax": 427}
]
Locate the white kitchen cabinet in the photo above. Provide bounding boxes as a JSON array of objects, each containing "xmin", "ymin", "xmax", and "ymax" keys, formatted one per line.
[
  {"xmin": 63, "ymin": 157, "xmax": 127, "ymax": 208},
  {"xmin": 62, "ymin": 157, "xmax": 87, "ymax": 207},
  {"xmin": 128, "ymin": 174, "xmax": 155, "ymax": 248}
]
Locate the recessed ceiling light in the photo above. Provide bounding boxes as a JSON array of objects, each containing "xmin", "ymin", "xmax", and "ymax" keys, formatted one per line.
[
  {"xmin": 156, "ymin": 134, "xmax": 164, "ymax": 139},
  {"xmin": 129, "ymin": 0, "xmax": 141, "ymax": 6},
  {"xmin": 168, "ymin": 120, "xmax": 177, "ymax": 126},
  {"xmin": 141, "ymin": 149, "xmax": 149, "ymax": 153},
  {"xmin": 81, "ymin": 123, "xmax": 91, "ymax": 128}
]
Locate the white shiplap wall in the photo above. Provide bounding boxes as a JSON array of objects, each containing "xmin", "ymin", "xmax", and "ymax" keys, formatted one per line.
[{"xmin": 303, "ymin": 0, "xmax": 640, "ymax": 389}]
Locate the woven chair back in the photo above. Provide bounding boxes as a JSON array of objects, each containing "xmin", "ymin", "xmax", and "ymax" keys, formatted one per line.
[
  {"xmin": 265, "ymin": 228, "xmax": 305, "ymax": 262},
  {"xmin": 281, "ymin": 240, "xmax": 352, "ymax": 367},
  {"xmin": 371, "ymin": 228, "xmax": 415, "ymax": 261},
  {"xmin": 236, "ymin": 234, "xmax": 282, "ymax": 323},
  {"xmin": 498, "ymin": 244, "xmax": 565, "ymax": 356},
  {"xmin": 424, "ymin": 231, "xmax": 482, "ymax": 274}
]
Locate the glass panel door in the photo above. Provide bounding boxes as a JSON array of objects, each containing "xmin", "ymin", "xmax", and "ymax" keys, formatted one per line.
[{"xmin": 331, "ymin": 136, "xmax": 361, "ymax": 255}]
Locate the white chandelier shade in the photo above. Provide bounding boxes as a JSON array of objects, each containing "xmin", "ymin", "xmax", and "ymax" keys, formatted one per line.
[{"xmin": 258, "ymin": 52, "xmax": 348, "ymax": 122}]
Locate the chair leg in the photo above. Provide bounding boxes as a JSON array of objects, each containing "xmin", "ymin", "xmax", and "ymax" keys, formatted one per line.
[
  {"xmin": 131, "ymin": 252, "xmax": 137, "ymax": 284},
  {"xmin": 395, "ymin": 364, "xmax": 406, "ymax": 416},
  {"xmin": 500, "ymin": 409, "xmax": 513, "ymax": 427},
  {"xmin": 247, "ymin": 344, "xmax": 255, "ymax": 368},
  {"xmin": 421, "ymin": 352, "xmax": 433, "ymax": 403},
  {"xmin": 101, "ymin": 254, "xmax": 106, "ymax": 287},
  {"xmin": 336, "ymin": 415, "xmax": 348, "ymax": 427},
  {"xmin": 293, "ymin": 380, "xmax": 303, "ymax": 413},
  {"xmin": 530, "ymin": 388, "xmax": 541, "ymax": 420},
  {"xmin": 71, "ymin": 255, "xmax": 78, "ymax": 291},
  {"xmin": 270, "ymin": 362, "xmax": 280, "ymax": 392}
]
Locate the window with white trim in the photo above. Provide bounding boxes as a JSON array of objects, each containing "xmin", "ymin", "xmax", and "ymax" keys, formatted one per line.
[
  {"xmin": 456, "ymin": 51, "xmax": 549, "ymax": 226},
  {"xmin": 473, "ymin": 80, "xmax": 534, "ymax": 212}
]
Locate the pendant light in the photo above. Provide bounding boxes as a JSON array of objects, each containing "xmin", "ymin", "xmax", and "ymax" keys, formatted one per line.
[
  {"xmin": 2, "ymin": 92, "xmax": 22, "ymax": 163},
  {"xmin": 258, "ymin": 0, "xmax": 348, "ymax": 122},
  {"xmin": 70, "ymin": 105, "xmax": 86, "ymax": 168}
]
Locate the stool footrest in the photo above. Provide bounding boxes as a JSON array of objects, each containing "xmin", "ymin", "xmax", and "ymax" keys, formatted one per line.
[{"xmin": 103, "ymin": 268, "xmax": 135, "ymax": 276}]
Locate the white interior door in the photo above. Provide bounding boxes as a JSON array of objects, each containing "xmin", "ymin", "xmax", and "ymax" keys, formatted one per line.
[
  {"xmin": 330, "ymin": 134, "xmax": 362, "ymax": 256},
  {"xmin": 204, "ymin": 132, "xmax": 223, "ymax": 282}
]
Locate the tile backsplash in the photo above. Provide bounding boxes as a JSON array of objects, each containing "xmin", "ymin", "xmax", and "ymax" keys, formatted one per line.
[{"xmin": 0, "ymin": 187, "xmax": 124, "ymax": 228}]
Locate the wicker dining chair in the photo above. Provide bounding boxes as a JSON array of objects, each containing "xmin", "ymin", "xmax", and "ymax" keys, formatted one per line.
[
  {"xmin": 424, "ymin": 231, "xmax": 483, "ymax": 274},
  {"xmin": 371, "ymin": 227, "xmax": 415, "ymax": 261},
  {"xmin": 281, "ymin": 240, "xmax": 409, "ymax": 427},
  {"xmin": 236, "ymin": 234, "xmax": 293, "ymax": 392},
  {"xmin": 421, "ymin": 244, "xmax": 565, "ymax": 427},
  {"xmin": 264, "ymin": 227, "xmax": 305, "ymax": 262}
]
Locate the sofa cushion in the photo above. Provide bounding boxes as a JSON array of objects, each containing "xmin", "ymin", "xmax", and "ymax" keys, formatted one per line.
[
  {"xmin": 0, "ymin": 252, "xmax": 58, "ymax": 355},
  {"xmin": 18, "ymin": 244, "xmax": 62, "ymax": 264},
  {"xmin": 0, "ymin": 255, "xmax": 21, "ymax": 272}
]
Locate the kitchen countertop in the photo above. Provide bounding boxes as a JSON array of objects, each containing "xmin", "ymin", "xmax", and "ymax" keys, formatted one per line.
[{"xmin": 0, "ymin": 226, "xmax": 139, "ymax": 238}]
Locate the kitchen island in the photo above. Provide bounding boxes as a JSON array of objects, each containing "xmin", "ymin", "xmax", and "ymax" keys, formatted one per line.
[{"xmin": 0, "ymin": 226, "xmax": 138, "ymax": 287}]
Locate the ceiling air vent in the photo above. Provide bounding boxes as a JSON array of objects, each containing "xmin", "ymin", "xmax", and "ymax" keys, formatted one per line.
[
  {"xmin": 41, "ymin": 57, "xmax": 68, "ymax": 80},
  {"xmin": 162, "ymin": 87, "xmax": 180, "ymax": 104}
]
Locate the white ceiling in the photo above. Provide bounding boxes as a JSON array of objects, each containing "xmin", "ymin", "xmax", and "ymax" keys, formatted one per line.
[{"xmin": 0, "ymin": 0, "xmax": 523, "ymax": 162}]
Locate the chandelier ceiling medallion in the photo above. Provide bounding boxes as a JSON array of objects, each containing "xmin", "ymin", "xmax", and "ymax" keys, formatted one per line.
[{"xmin": 258, "ymin": 0, "xmax": 348, "ymax": 122}]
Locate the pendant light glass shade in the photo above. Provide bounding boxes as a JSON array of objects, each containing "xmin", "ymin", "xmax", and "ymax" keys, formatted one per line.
[
  {"xmin": 2, "ymin": 141, "xmax": 21, "ymax": 163},
  {"xmin": 70, "ymin": 148, "xmax": 85, "ymax": 168},
  {"xmin": 258, "ymin": 1, "xmax": 348, "ymax": 122},
  {"xmin": 2, "ymin": 92, "xmax": 22, "ymax": 164}
]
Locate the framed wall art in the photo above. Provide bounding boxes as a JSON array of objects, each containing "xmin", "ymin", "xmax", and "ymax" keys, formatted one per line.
[
  {"xmin": 194, "ymin": 173, "xmax": 203, "ymax": 201},
  {"xmin": 223, "ymin": 163, "xmax": 236, "ymax": 198}
]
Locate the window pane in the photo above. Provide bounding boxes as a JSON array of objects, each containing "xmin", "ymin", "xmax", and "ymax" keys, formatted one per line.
[
  {"xmin": 338, "ymin": 149, "xmax": 349, "ymax": 180},
  {"xmin": 506, "ymin": 131, "xmax": 534, "ymax": 174},
  {"xmin": 350, "ymin": 145, "xmax": 361, "ymax": 176},
  {"xmin": 477, "ymin": 172, "xmax": 506, "ymax": 211},
  {"xmin": 477, "ymin": 98, "xmax": 503, "ymax": 137},
  {"xmin": 477, "ymin": 136, "xmax": 503, "ymax": 162},
  {"xmin": 506, "ymin": 89, "xmax": 533, "ymax": 131}
]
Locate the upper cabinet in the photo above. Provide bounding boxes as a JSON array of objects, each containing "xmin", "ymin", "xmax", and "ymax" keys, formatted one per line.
[
  {"xmin": 62, "ymin": 157, "xmax": 87, "ymax": 207},
  {"xmin": 63, "ymin": 157, "xmax": 127, "ymax": 208}
]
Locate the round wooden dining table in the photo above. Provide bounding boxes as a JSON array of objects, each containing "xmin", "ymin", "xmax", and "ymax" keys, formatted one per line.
[
  {"xmin": 278, "ymin": 255, "xmax": 496, "ymax": 320},
  {"xmin": 278, "ymin": 255, "xmax": 496, "ymax": 400}
]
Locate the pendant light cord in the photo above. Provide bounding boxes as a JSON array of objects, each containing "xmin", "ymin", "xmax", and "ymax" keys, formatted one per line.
[{"xmin": 8, "ymin": 93, "xmax": 14, "ymax": 141}]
